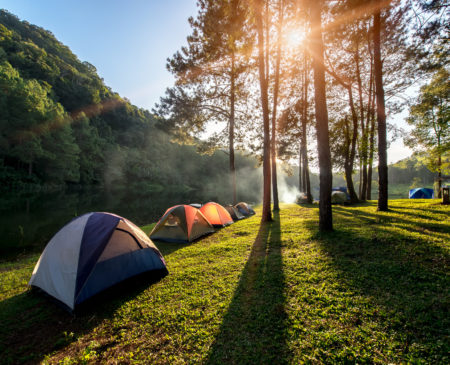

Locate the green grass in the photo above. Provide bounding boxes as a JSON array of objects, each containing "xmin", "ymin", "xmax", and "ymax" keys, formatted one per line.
[{"xmin": 0, "ymin": 200, "xmax": 449, "ymax": 364}]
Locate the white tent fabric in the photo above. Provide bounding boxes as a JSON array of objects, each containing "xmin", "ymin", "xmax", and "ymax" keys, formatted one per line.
[
  {"xmin": 29, "ymin": 212, "xmax": 167, "ymax": 310},
  {"xmin": 29, "ymin": 213, "xmax": 92, "ymax": 309}
]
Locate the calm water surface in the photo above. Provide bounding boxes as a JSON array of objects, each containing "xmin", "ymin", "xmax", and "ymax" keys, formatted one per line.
[{"xmin": 0, "ymin": 187, "xmax": 253, "ymax": 259}]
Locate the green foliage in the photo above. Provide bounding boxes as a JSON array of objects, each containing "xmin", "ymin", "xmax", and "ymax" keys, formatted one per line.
[
  {"xmin": 388, "ymin": 154, "xmax": 435, "ymax": 186},
  {"xmin": 0, "ymin": 201, "xmax": 448, "ymax": 363},
  {"xmin": 157, "ymin": 0, "xmax": 252, "ymax": 149},
  {"xmin": 0, "ymin": 10, "xmax": 259, "ymax": 194},
  {"xmin": 405, "ymin": 68, "xmax": 450, "ymax": 175}
]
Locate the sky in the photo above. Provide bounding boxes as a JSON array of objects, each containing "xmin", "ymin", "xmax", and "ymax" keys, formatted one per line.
[
  {"xmin": 1, "ymin": 0, "xmax": 198, "ymax": 110},
  {"xmin": 1, "ymin": 0, "xmax": 412, "ymax": 164}
]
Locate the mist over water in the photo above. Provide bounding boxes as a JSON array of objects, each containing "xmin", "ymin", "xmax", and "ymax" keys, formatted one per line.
[
  {"xmin": 0, "ymin": 173, "xmax": 263, "ymax": 259},
  {"xmin": 0, "ymin": 150, "xmax": 305, "ymax": 260}
]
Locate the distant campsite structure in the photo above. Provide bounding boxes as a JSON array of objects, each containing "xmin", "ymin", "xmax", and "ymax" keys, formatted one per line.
[{"xmin": 409, "ymin": 188, "xmax": 434, "ymax": 199}]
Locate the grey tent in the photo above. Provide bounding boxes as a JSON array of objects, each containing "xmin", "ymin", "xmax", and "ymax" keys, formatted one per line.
[
  {"xmin": 331, "ymin": 191, "xmax": 348, "ymax": 204},
  {"xmin": 225, "ymin": 205, "xmax": 245, "ymax": 221},
  {"xmin": 235, "ymin": 202, "xmax": 256, "ymax": 216}
]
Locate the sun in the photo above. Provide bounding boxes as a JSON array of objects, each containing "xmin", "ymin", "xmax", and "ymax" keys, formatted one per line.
[{"xmin": 284, "ymin": 27, "xmax": 306, "ymax": 50}]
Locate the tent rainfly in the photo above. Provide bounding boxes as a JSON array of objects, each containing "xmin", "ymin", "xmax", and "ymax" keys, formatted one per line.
[
  {"xmin": 150, "ymin": 205, "xmax": 215, "ymax": 243},
  {"xmin": 29, "ymin": 212, "xmax": 168, "ymax": 310},
  {"xmin": 225, "ymin": 205, "xmax": 245, "ymax": 221},
  {"xmin": 331, "ymin": 190, "xmax": 348, "ymax": 204},
  {"xmin": 409, "ymin": 188, "xmax": 434, "ymax": 199},
  {"xmin": 199, "ymin": 202, "xmax": 234, "ymax": 227}
]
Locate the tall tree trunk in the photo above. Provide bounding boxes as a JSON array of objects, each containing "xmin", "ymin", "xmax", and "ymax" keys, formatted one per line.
[
  {"xmin": 374, "ymin": 9, "xmax": 388, "ymax": 211},
  {"xmin": 344, "ymin": 118, "xmax": 358, "ymax": 203},
  {"xmin": 346, "ymin": 86, "xmax": 360, "ymax": 203},
  {"xmin": 437, "ymin": 135, "xmax": 442, "ymax": 198},
  {"xmin": 359, "ymin": 159, "xmax": 363, "ymax": 198},
  {"xmin": 310, "ymin": 0, "xmax": 332, "ymax": 231},
  {"xmin": 229, "ymin": 52, "xmax": 237, "ymax": 204},
  {"xmin": 255, "ymin": 0, "xmax": 272, "ymax": 222},
  {"xmin": 355, "ymin": 42, "xmax": 367, "ymax": 200},
  {"xmin": 304, "ymin": 151, "xmax": 312, "ymax": 203},
  {"xmin": 301, "ymin": 57, "xmax": 313, "ymax": 204},
  {"xmin": 321, "ymin": 51, "xmax": 358, "ymax": 204},
  {"xmin": 367, "ymin": 94, "xmax": 376, "ymax": 200},
  {"xmin": 271, "ymin": 0, "xmax": 284, "ymax": 211},
  {"xmin": 299, "ymin": 144, "xmax": 303, "ymax": 192},
  {"xmin": 437, "ymin": 158, "xmax": 442, "ymax": 198},
  {"xmin": 366, "ymin": 50, "xmax": 375, "ymax": 200}
]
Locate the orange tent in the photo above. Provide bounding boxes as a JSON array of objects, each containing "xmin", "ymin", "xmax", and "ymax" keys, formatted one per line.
[
  {"xmin": 199, "ymin": 202, "xmax": 234, "ymax": 227},
  {"xmin": 150, "ymin": 205, "xmax": 214, "ymax": 243}
]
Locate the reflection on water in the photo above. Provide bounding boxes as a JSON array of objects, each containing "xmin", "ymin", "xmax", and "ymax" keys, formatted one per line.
[{"xmin": 0, "ymin": 187, "xmax": 256, "ymax": 259}]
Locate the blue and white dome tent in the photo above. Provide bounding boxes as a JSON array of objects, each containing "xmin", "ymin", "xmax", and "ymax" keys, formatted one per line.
[
  {"xmin": 409, "ymin": 188, "xmax": 434, "ymax": 199},
  {"xmin": 29, "ymin": 212, "xmax": 168, "ymax": 310}
]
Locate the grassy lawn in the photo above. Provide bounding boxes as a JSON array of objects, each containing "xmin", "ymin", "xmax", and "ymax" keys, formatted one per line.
[{"xmin": 0, "ymin": 200, "xmax": 448, "ymax": 364}]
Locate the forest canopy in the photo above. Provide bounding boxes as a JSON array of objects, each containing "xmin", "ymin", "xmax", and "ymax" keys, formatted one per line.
[{"xmin": 0, "ymin": 10, "xmax": 261, "ymax": 198}]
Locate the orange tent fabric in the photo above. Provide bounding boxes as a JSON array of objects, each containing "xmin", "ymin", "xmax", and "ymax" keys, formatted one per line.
[
  {"xmin": 150, "ymin": 205, "xmax": 214, "ymax": 243},
  {"xmin": 199, "ymin": 202, "xmax": 234, "ymax": 227}
]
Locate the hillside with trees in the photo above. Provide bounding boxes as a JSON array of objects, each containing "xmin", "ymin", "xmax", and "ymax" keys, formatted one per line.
[{"xmin": 0, "ymin": 10, "xmax": 262, "ymax": 199}]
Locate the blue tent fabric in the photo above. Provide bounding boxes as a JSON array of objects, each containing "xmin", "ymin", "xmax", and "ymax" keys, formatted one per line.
[
  {"xmin": 332, "ymin": 187, "xmax": 348, "ymax": 194},
  {"xmin": 76, "ymin": 248, "xmax": 166, "ymax": 305},
  {"xmin": 332, "ymin": 187, "xmax": 350, "ymax": 200},
  {"xmin": 75, "ymin": 213, "xmax": 121, "ymax": 297},
  {"xmin": 30, "ymin": 212, "xmax": 168, "ymax": 310},
  {"xmin": 409, "ymin": 188, "xmax": 434, "ymax": 199}
]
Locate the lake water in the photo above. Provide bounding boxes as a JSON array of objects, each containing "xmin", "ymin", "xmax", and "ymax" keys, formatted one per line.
[{"xmin": 0, "ymin": 187, "xmax": 257, "ymax": 259}]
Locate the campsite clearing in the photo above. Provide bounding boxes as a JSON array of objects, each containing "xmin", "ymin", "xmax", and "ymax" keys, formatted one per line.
[{"xmin": 1, "ymin": 200, "xmax": 449, "ymax": 364}]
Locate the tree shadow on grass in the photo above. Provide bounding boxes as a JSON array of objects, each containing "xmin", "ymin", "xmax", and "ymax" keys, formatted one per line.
[
  {"xmin": 0, "ymin": 270, "xmax": 167, "ymax": 365},
  {"xmin": 333, "ymin": 205, "xmax": 450, "ymax": 236},
  {"xmin": 307, "ymin": 206, "xmax": 449, "ymax": 361},
  {"xmin": 206, "ymin": 212, "xmax": 290, "ymax": 364}
]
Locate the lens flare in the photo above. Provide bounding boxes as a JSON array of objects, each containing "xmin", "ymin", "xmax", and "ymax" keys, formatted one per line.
[{"xmin": 284, "ymin": 27, "xmax": 305, "ymax": 50}]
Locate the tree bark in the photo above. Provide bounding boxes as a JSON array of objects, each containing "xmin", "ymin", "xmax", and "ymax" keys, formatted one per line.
[
  {"xmin": 271, "ymin": 0, "xmax": 284, "ymax": 211},
  {"xmin": 437, "ymin": 134, "xmax": 442, "ymax": 198},
  {"xmin": 255, "ymin": 0, "xmax": 272, "ymax": 222},
  {"xmin": 301, "ymin": 57, "xmax": 313, "ymax": 204},
  {"xmin": 355, "ymin": 42, "xmax": 367, "ymax": 200},
  {"xmin": 229, "ymin": 52, "xmax": 237, "ymax": 204},
  {"xmin": 299, "ymin": 142, "xmax": 303, "ymax": 192},
  {"xmin": 374, "ymin": 9, "xmax": 388, "ymax": 211},
  {"xmin": 437, "ymin": 157, "xmax": 442, "ymax": 198},
  {"xmin": 367, "ymin": 103, "xmax": 376, "ymax": 200},
  {"xmin": 366, "ymin": 49, "xmax": 375, "ymax": 200},
  {"xmin": 304, "ymin": 151, "xmax": 312, "ymax": 203},
  {"xmin": 321, "ymin": 55, "xmax": 358, "ymax": 204},
  {"xmin": 346, "ymin": 86, "xmax": 360, "ymax": 203},
  {"xmin": 310, "ymin": 0, "xmax": 333, "ymax": 231}
]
